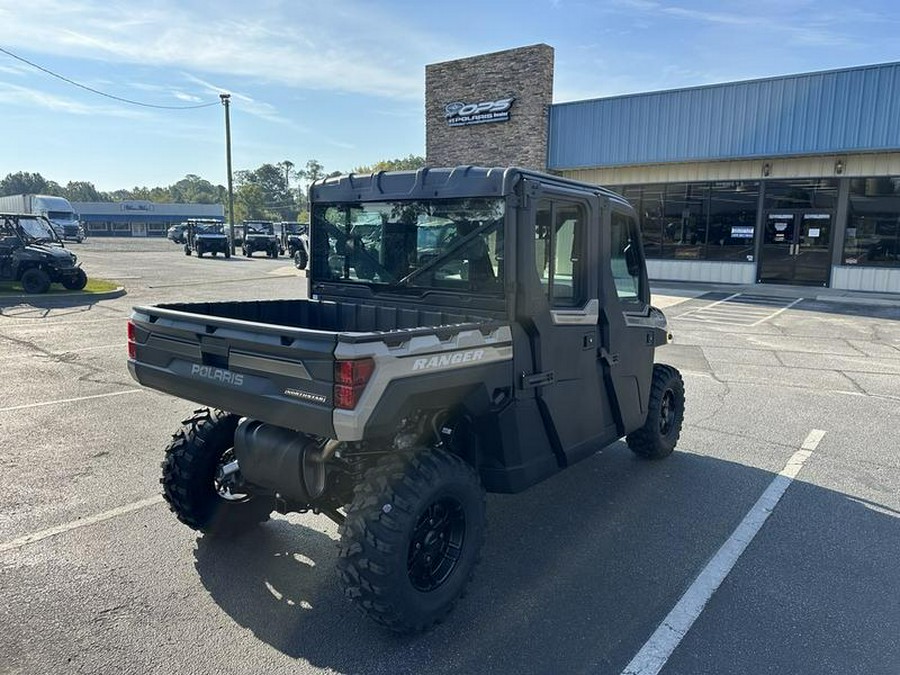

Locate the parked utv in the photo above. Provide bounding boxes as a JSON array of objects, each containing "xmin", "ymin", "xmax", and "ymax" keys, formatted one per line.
[
  {"xmin": 241, "ymin": 221, "xmax": 279, "ymax": 258},
  {"xmin": 127, "ymin": 167, "xmax": 685, "ymax": 633},
  {"xmin": 1, "ymin": 213, "xmax": 87, "ymax": 293},
  {"xmin": 184, "ymin": 221, "xmax": 231, "ymax": 258},
  {"xmin": 275, "ymin": 221, "xmax": 310, "ymax": 269}
]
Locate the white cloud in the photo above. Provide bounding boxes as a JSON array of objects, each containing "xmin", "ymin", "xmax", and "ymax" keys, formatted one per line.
[
  {"xmin": 0, "ymin": 80, "xmax": 148, "ymax": 118},
  {"xmin": 0, "ymin": 0, "xmax": 439, "ymax": 101}
]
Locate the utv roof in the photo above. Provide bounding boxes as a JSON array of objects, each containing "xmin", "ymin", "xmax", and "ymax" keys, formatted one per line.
[{"xmin": 310, "ymin": 166, "xmax": 630, "ymax": 208}]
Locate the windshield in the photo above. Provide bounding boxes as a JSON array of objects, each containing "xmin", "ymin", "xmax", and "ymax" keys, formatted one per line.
[
  {"xmin": 46, "ymin": 211, "xmax": 76, "ymax": 221},
  {"xmin": 311, "ymin": 198, "xmax": 505, "ymax": 294},
  {"xmin": 196, "ymin": 224, "xmax": 224, "ymax": 235},
  {"xmin": 19, "ymin": 217, "xmax": 57, "ymax": 242},
  {"xmin": 246, "ymin": 223, "xmax": 274, "ymax": 235}
]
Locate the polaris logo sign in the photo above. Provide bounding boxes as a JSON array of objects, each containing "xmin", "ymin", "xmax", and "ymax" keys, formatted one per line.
[
  {"xmin": 191, "ymin": 364, "xmax": 244, "ymax": 386},
  {"xmin": 444, "ymin": 98, "xmax": 514, "ymax": 127}
]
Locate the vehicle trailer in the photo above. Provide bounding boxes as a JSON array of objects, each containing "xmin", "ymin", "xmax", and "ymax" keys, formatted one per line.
[
  {"xmin": 127, "ymin": 167, "xmax": 684, "ymax": 632},
  {"xmin": 0, "ymin": 194, "xmax": 84, "ymax": 242}
]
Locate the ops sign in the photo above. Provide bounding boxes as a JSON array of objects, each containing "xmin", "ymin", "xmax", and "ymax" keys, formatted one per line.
[{"xmin": 444, "ymin": 98, "xmax": 514, "ymax": 127}]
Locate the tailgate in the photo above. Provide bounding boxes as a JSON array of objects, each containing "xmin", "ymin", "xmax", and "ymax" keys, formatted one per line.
[{"xmin": 128, "ymin": 305, "xmax": 337, "ymax": 437}]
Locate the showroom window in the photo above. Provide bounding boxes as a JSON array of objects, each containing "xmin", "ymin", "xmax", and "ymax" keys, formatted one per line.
[
  {"xmin": 842, "ymin": 178, "xmax": 900, "ymax": 268},
  {"xmin": 706, "ymin": 182, "xmax": 759, "ymax": 262},
  {"xmin": 617, "ymin": 181, "xmax": 759, "ymax": 262}
]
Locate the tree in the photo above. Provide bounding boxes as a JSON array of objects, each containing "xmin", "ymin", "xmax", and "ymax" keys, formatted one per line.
[
  {"xmin": 0, "ymin": 171, "xmax": 64, "ymax": 197},
  {"xmin": 353, "ymin": 155, "xmax": 426, "ymax": 174},
  {"xmin": 233, "ymin": 183, "xmax": 268, "ymax": 222},
  {"xmin": 64, "ymin": 181, "xmax": 105, "ymax": 202},
  {"xmin": 234, "ymin": 163, "xmax": 296, "ymax": 221}
]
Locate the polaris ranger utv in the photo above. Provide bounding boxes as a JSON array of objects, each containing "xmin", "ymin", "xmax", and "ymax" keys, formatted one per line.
[
  {"xmin": 1, "ymin": 213, "xmax": 87, "ymax": 293},
  {"xmin": 127, "ymin": 167, "xmax": 684, "ymax": 632},
  {"xmin": 241, "ymin": 221, "xmax": 280, "ymax": 258},
  {"xmin": 184, "ymin": 221, "xmax": 231, "ymax": 258},
  {"xmin": 275, "ymin": 221, "xmax": 310, "ymax": 269}
]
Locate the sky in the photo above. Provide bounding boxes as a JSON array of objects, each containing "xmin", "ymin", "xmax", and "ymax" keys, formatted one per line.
[{"xmin": 0, "ymin": 0, "xmax": 898, "ymax": 192}]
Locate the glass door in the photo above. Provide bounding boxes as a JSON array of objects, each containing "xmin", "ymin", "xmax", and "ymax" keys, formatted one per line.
[
  {"xmin": 794, "ymin": 212, "xmax": 832, "ymax": 286},
  {"xmin": 758, "ymin": 210, "xmax": 832, "ymax": 286},
  {"xmin": 758, "ymin": 212, "xmax": 796, "ymax": 283}
]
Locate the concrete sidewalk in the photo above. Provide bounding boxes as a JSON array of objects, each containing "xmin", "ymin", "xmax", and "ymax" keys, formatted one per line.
[{"xmin": 651, "ymin": 280, "xmax": 900, "ymax": 308}]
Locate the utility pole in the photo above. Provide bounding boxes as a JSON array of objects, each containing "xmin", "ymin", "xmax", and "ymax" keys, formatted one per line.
[{"xmin": 220, "ymin": 93, "xmax": 236, "ymax": 254}]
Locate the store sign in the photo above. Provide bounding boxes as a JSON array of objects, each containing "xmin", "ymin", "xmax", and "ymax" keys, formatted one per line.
[
  {"xmin": 123, "ymin": 203, "xmax": 153, "ymax": 211},
  {"xmin": 445, "ymin": 98, "xmax": 514, "ymax": 127}
]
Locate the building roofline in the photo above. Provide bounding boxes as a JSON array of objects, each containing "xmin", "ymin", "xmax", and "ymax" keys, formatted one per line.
[{"xmin": 551, "ymin": 59, "xmax": 900, "ymax": 108}]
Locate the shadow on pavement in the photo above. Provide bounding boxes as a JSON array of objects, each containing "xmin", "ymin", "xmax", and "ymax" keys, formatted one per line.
[
  {"xmin": 0, "ymin": 295, "xmax": 121, "ymax": 314},
  {"xmin": 192, "ymin": 444, "xmax": 899, "ymax": 675}
]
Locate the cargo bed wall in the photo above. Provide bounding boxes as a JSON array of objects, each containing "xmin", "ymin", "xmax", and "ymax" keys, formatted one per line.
[{"xmin": 155, "ymin": 299, "xmax": 493, "ymax": 334}]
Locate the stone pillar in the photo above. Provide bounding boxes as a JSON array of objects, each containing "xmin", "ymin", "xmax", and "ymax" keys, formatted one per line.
[{"xmin": 425, "ymin": 44, "xmax": 554, "ymax": 171}]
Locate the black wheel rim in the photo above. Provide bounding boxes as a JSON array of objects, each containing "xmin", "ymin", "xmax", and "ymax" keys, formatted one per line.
[
  {"xmin": 407, "ymin": 497, "xmax": 466, "ymax": 592},
  {"xmin": 659, "ymin": 389, "xmax": 676, "ymax": 436}
]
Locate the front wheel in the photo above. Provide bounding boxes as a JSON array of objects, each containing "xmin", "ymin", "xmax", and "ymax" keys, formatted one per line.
[
  {"xmin": 225, "ymin": 249, "xmax": 231, "ymax": 259},
  {"xmin": 161, "ymin": 409, "xmax": 273, "ymax": 536},
  {"xmin": 62, "ymin": 268, "xmax": 88, "ymax": 291},
  {"xmin": 626, "ymin": 364, "xmax": 685, "ymax": 459},
  {"xmin": 21, "ymin": 268, "xmax": 51, "ymax": 294},
  {"xmin": 337, "ymin": 448, "xmax": 486, "ymax": 633}
]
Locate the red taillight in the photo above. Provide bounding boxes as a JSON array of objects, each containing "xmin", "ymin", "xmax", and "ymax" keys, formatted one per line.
[
  {"xmin": 334, "ymin": 358, "xmax": 375, "ymax": 410},
  {"xmin": 335, "ymin": 358, "xmax": 375, "ymax": 386},
  {"xmin": 127, "ymin": 321, "xmax": 137, "ymax": 359}
]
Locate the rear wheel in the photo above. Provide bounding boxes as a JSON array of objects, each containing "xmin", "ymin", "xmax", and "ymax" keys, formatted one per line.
[
  {"xmin": 626, "ymin": 364, "xmax": 685, "ymax": 459},
  {"xmin": 184, "ymin": 245, "xmax": 191, "ymax": 256},
  {"xmin": 21, "ymin": 268, "xmax": 51, "ymax": 294},
  {"xmin": 225, "ymin": 248, "xmax": 231, "ymax": 259},
  {"xmin": 61, "ymin": 268, "xmax": 88, "ymax": 290},
  {"xmin": 161, "ymin": 408, "xmax": 273, "ymax": 536},
  {"xmin": 337, "ymin": 447, "xmax": 485, "ymax": 633},
  {"xmin": 293, "ymin": 247, "xmax": 308, "ymax": 270}
]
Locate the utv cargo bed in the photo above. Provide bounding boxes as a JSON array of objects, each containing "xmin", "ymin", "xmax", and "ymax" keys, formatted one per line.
[{"xmin": 128, "ymin": 298, "xmax": 510, "ymax": 439}]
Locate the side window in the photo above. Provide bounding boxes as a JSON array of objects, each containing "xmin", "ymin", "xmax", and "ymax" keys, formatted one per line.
[
  {"xmin": 610, "ymin": 212, "xmax": 644, "ymax": 304},
  {"xmin": 534, "ymin": 200, "xmax": 586, "ymax": 307}
]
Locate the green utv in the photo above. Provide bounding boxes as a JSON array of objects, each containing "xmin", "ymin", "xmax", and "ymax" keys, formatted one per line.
[
  {"xmin": 127, "ymin": 167, "xmax": 685, "ymax": 632},
  {"xmin": 1, "ymin": 213, "xmax": 87, "ymax": 293}
]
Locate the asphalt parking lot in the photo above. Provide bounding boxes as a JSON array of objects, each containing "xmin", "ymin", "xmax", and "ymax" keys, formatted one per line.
[{"xmin": 1, "ymin": 237, "xmax": 898, "ymax": 675}]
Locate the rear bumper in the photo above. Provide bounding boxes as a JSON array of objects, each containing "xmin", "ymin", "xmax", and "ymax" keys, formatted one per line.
[{"xmin": 128, "ymin": 360, "xmax": 335, "ymax": 438}]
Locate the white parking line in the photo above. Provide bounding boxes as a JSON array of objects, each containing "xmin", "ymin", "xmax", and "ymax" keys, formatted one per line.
[
  {"xmin": 620, "ymin": 429, "xmax": 826, "ymax": 675},
  {"xmin": 0, "ymin": 389, "xmax": 141, "ymax": 413},
  {"xmin": 749, "ymin": 297, "xmax": 804, "ymax": 326},
  {"xmin": 0, "ymin": 495, "xmax": 165, "ymax": 553}
]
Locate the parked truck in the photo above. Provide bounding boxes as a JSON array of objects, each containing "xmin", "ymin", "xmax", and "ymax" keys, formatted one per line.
[
  {"xmin": 127, "ymin": 167, "xmax": 685, "ymax": 633},
  {"xmin": 0, "ymin": 194, "xmax": 85, "ymax": 242}
]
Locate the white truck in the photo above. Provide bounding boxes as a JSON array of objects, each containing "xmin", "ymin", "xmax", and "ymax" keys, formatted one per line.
[{"xmin": 0, "ymin": 194, "xmax": 85, "ymax": 242}]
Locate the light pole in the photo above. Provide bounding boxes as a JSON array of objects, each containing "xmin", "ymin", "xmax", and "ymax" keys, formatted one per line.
[{"xmin": 220, "ymin": 93, "xmax": 235, "ymax": 254}]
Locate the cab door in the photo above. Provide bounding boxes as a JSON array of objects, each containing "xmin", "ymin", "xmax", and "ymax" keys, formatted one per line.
[
  {"xmin": 517, "ymin": 186, "xmax": 618, "ymax": 466},
  {"xmin": 598, "ymin": 208, "xmax": 657, "ymax": 436}
]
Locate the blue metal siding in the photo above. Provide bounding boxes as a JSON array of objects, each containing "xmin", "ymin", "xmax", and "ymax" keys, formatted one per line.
[{"xmin": 548, "ymin": 63, "xmax": 900, "ymax": 169}]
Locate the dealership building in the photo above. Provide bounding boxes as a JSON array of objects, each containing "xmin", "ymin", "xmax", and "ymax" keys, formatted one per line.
[
  {"xmin": 426, "ymin": 45, "xmax": 900, "ymax": 293},
  {"xmin": 72, "ymin": 201, "xmax": 224, "ymax": 237}
]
